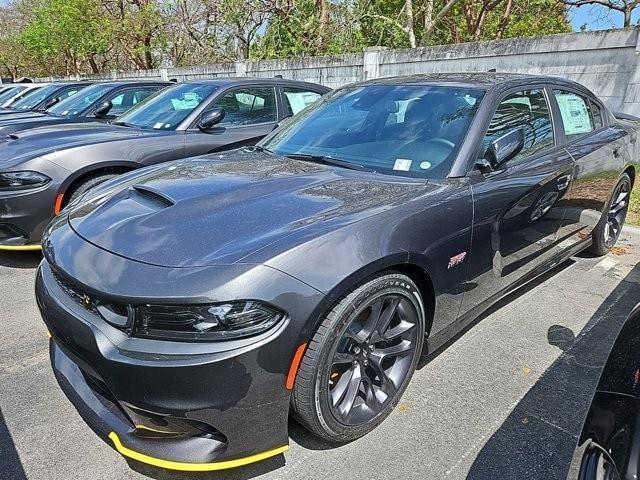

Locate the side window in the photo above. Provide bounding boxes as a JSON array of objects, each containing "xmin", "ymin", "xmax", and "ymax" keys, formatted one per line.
[
  {"xmin": 553, "ymin": 90, "xmax": 596, "ymax": 139},
  {"xmin": 590, "ymin": 100, "xmax": 604, "ymax": 129},
  {"xmin": 59, "ymin": 88, "xmax": 81, "ymax": 100},
  {"xmin": 484, "ymin": 89, "xmax": 554, "ymax": 162},
  {"xmin": 107, "ymin": 88, "xmax": 158, "ymax": 116},
  {"xmin": 282, "ymin": 87, "xmax": 322, "ymax": 116},
  {"xmin": 212, "ymin": 87, "xmax": 277, "ymax": 126}
]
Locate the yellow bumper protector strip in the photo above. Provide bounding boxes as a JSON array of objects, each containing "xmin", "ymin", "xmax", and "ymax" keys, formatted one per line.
[
  {"xmin": 108, "ymin": 432, "xmax": 289, "ymax": 472},
  {"xmin": 0, "ymin": 244, "xmax": 42, "ymax": 251}
]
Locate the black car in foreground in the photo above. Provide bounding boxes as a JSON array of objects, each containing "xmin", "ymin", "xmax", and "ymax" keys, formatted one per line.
[
  {"xmin": 567, "ymin": 304, "xmax": 640, "ymax": 480},
  {"xmin": 37, "ymin": 73, "xmax": 638, "ymax": 471},
  {"xmin": 0, "ymin": 78, "xmax": 328, "ymax": 250},
  {"xmin": 0, "ymin": 80, "xmax": 168, "ymax": 137},
  {"xmin": 0, "ymin": 82, "xmax": 90, "ymax": 118}
]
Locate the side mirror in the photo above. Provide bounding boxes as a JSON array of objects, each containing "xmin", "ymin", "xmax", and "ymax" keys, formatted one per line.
[
  {"xmin": 479, "ymin": 128, "xmax": 525, "ymax": 170},
  {"xmin": 42, "ymin": 97, "xmax": 60, "ymax": 110},
  {"xmin": 94, "ymin": 101, "xmax": 113, "ymax": 118},
  {"xmin": 197, "ymin": 108, "xmax": 225, "ymax": 131}
]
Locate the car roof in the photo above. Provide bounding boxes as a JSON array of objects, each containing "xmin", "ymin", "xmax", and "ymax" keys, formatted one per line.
[
  {"xmin": 179, "ymin": 77, "xmax": 331, "ymax": 91},
  {"xmin": 355, "ymin": 72, "xmax": 590, "ymax": 93},
  {"xmin": 92, "ymin": 80, "xmax": 172, "ymax": 88}
]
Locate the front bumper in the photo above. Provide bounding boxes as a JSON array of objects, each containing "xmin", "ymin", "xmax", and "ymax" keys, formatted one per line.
[
  {"xmin": 36, "ymin": 259, "xmax": 320, "ymax": 470},
  {"xmin": 0, "ymin": 182, "xmax": 58, "ymax": 249},
  {"xmin": 49, "ymin": 340, "xmax": 288, "ymax": 471}
]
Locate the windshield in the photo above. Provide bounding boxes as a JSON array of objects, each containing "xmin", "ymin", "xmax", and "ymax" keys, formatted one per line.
[
  {"xmin": 115, "ymin": 83, "xmax": 218, "ymax": 130},
  {"xmin": 11, "ymin": 84, "xmax": 59, "ymax": 110},
  {"xmin": 0, "ymin": 86, "xmax": 27, "ymax": 105},
  {"xmin": 47, "ymin": 83, "xmax": 113, "ymax": 117},
  {"xmin": 262, "ymin": 85, "xmax": 484, "ymax": 178}
]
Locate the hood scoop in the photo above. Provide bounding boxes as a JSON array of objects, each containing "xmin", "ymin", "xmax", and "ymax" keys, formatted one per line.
[{"xmin": 131, "ymin": 184, "xmax": 175, "ymax": 208}]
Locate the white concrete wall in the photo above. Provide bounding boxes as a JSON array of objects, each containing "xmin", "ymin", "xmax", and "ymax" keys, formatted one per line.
[{"xmin": 36, "ymin": 27, "xmax": 640, "ymax": 115}]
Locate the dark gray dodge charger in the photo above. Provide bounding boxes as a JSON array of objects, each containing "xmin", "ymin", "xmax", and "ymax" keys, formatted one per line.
[
  {"xmin": 0, "ymin": 77, "xmax": 328, "ymax": 250},
  {"xmin": 37, "ymin": 73, "xmax": 638, "ymax": 471}
]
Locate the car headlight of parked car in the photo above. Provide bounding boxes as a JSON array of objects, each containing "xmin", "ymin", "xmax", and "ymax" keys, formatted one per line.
[
  {"xmin": 0, "ymin": 171, "xmax": 51, "ymax": 191},
  {"xmin": 135, "ymin": 301, "xmax": 285, "ymax": 341}
]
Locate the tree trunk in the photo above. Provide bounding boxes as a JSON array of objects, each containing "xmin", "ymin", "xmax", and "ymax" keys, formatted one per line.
[
  {"xmin": 88, "ymin": 55, "xmax": 100, "ymax": 74},
  {"xmin": 496, "ymin": 0, "xmax": 513, "ymax": 39},
  {"xmin": 405, "ymin": 0, "xmax": 416, "ymax": 48},
  {"xmin": 624, "ymin": 6, "xmax": 632, "ymax": 27},
  {"xmin": 423, "ymin": 0, "xmax": 435, "ymax": 44},
  {"xmin": 316, "ymin": 0, "xmax": 329, "ymax": 51}
]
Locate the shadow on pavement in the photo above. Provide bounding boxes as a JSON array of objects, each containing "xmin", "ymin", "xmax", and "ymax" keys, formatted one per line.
[
  {"xmin": 0, "ymin": 406, "xmax": 27, "ymax": 480},
  {"xmin": 418, "ymin": 260, "xmax": 575, "ymax": 369},
  {"xmin": 0, "ymin": 251, "xmax": 42, "ymax": 269},
  {"xmin": 126, "ymin": 454, "xmax": 286, "ymax": 480},
  {"xmin": 466, "ymin": 262, "xmax": 640, "ymax": 480}
]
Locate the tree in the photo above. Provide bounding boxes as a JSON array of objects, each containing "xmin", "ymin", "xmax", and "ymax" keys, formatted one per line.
[
  {"xmin": 19, "ymin": 0, "xmax": 112, "ymax": 75},
  {"xmin": 562, "ymin": 0, "xmax": 639, "ymax": 27}
]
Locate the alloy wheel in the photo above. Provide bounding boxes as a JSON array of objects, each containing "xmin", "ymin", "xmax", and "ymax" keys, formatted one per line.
[
  {"xmin": 328, "ymin": 294, "xmax": 419, "ymax": 426},
  {"xmin": 604, "ymin": 180, "xmax": 631, "ymax": 248}
]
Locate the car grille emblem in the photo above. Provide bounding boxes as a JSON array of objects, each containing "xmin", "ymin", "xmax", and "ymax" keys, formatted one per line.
[{"xmin": 448, "ymin": 252, "xmax": 467, "ymax": 269}]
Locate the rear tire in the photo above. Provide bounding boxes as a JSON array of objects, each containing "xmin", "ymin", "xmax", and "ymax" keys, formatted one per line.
[
  {"xmin": 291, "ymin": 271, "xmax": 425, "ymax": 442},
  {"xmin": 587, "ymin": 173, "xmax": 631, "ymax": 256},
  {"xmin": 66, "ymin": 173, "xmax": 118, "ymax": 205}
]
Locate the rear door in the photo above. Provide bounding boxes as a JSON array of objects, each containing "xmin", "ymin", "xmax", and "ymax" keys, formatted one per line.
[
  {"xmin": 460, "ymin": 86, "xmax": 574, "ymax": 318},
  {"xmin": 551, "ymin": 89, "xmax": 627, "ymax": 246},
  {"xmin": 184, "ymin": 85, "xmax": 279, "ymax": 156}
]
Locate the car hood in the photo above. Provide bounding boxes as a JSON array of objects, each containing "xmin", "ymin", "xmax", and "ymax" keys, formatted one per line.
[
  {"xmin": 0, "ymin": 111, "xmax": 50, "ymax": 126},
  {"xmin": 0, "ymin": 122, "xmax": 164, "ymax": 167},
  {"xmin": 67, "ymin": 150, "xmax": 427, "ymax": 268}
]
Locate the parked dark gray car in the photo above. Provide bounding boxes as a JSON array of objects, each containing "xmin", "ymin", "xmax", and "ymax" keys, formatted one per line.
[
  {"xmin": 37, "ymin": 73, "xmax": 638, "ymax": 471},
  {"xmin": 0, "ymin": 77, "xmax": 329, "ymax": 249},
  {"xmin": 0, "ymin": 81, "xmax": 169, "ymax": 136},
  {"xmin": 0, "ymin": 82, "xmax": 90, "ymax": 118}
]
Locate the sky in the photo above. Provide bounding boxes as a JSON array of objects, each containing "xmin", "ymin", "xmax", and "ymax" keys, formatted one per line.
[{"xmin": 570, "ymin": 3, "xmax": 640, "ymax": 30}]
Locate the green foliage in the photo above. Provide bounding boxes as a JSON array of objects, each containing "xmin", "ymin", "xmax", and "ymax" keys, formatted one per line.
[
  {"xmin": 1, "ymin": 0, "xmax": 575, "ymax": 76},
  {"xmin": 19, "ymin": 0, "xmax": 111, "ymax": 74}
]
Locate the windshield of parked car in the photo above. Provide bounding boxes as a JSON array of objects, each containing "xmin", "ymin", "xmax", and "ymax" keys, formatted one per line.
[
  {"xmin": 114, "ymin": 83, "xmax": 218, "ymax": 130},
  {"xmin": 0, "ymin": 86, "xmax": 27, "ymax": 105},
  {"xmin": 47, "ymin": 83, "xmax": 113, "ymax": 117},
  {"xmin": 11, "ymin": 84, "xmax": 59, "ymax": 110},
  {"xmin": 261, "ymin": 84, "xmax": 485, "ymax": 178}
]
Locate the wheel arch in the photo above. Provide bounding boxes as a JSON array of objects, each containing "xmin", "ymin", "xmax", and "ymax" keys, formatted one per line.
[
  {"xmin": 299, "ymin": 254, "xmax": 437, "ymax": 345},
  {"xmin": 57, "ymin": 161, "xmax": 139, "ymax": 207}
]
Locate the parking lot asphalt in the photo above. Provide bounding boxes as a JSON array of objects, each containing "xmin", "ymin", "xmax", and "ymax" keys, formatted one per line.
[{"xmin": 1, "ymin": 229, "xmax": 639, "ymax": 480}]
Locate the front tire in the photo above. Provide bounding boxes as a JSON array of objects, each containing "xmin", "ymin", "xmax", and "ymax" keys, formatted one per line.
[
  {"xmin": 66, "ymin": 172, "xmax": 119, "ymax": 206},
  {"xmin": 291, "ymin": 272, "xmax": 425, "ymax": 442},
  {"xmin": 588, "ymin": 173, "xmax": 632, "ymax": 256}
]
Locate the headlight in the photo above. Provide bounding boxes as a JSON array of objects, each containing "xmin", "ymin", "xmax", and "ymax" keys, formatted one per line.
[
  {"xmin": 0, "ymin": 171, "xmax": 51, "ymax": 191},
  {"xmin": 133, "ymin": 301, "xmax": 285, "ymax": 342}
]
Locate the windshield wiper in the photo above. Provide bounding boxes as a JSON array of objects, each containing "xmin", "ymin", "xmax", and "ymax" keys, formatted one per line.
[
  {"xmin": 111, "ymin": 120, "xmax": 138, "ymax": 128},
  {"xmin": 253, "ymin": 145, "xmax": 274, "ymax": 154},
  {"xmin": 283, "ymin": 153, "xmax": 375, "ymax": 173}
]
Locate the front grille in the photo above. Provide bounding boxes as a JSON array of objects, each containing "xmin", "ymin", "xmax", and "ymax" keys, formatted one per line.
[{"xmin": 53, "ymin": 271, "xmax": 99, "ymax": 315}]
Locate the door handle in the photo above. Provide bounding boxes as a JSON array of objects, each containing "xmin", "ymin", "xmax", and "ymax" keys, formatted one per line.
[{"xmin": 557, "ymin": 174, "xmax": 571, "ymax": 191}]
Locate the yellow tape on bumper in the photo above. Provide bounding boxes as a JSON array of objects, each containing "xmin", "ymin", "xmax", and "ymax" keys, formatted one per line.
[
  {"xmin": 108, "ymin": 432, "xmax": 288, "ymax": 471},
  {"xmin": 0, "ymin": 244, "xmax": 42, "ymax": 251}
]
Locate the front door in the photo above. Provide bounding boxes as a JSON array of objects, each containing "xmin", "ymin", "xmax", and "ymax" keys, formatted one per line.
[
  {"xmin": 185, "ymin": 86, "xmax": 279, "ymax": 156},
  {"xmin": 460, "ymin": 87, "xmax": 574, "ymax": 319}
]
